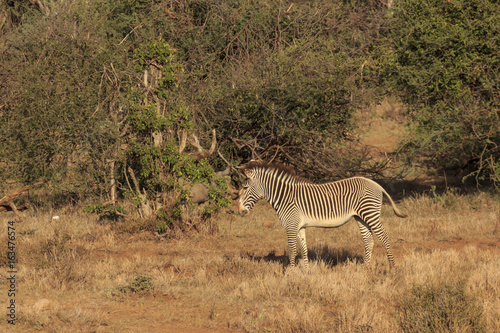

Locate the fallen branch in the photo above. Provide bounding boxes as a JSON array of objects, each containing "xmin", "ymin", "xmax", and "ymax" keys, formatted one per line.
[
  {"xmin": 0, "ymin": 203, "xmax": 30, "ymax": 213},
  {"xmin": 0, "ymin": 181, "xmax": 44, "ymax": 218}
]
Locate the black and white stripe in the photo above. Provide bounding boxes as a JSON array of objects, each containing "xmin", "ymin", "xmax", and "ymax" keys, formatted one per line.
[{"xmin": 238, "ymin": 163, "xmax": 407, "ymax": 269}]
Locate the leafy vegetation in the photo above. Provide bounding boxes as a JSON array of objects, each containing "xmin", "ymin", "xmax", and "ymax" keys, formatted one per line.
[
  {"xmin": 83, "ymin": 204, "xmax": 126, "ymax": 221},
  {"xmin": 385, "ymin": 0, "xmax": 500, "ymax": 186},
  {"xmin": 0, "ymin": 0, "xmax": 499, "ymax": 227},
  {"xmin": 115, "ymin": 273, "xmax": 154, "ymax": 294}
]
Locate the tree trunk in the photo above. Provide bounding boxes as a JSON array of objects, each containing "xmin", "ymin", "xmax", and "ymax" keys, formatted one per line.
[{"xmin": 110, "ymin": 160, "xmax": 117, "ymax": 203}]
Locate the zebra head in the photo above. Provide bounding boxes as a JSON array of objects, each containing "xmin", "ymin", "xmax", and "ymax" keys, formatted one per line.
[{"xmin": 238, "ymin": 167, "xmax": 265, "ymax": 216}]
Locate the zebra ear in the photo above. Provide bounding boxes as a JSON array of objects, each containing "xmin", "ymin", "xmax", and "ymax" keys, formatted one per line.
[{"xmin": 243, "ymin": 169, "xmax": 252, "ymax": 178}]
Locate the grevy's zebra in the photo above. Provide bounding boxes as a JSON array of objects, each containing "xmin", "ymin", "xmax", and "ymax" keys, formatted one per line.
[{"xmin": 238, "ymin": 162, "xmax": 407, "ymax": 269}]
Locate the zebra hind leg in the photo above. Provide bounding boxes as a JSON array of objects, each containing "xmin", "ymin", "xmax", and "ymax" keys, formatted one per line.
[
  {"xmin": 365, "ymin": 215, "xmax": 395, "ymax": 268},
  {"xmin": 355, "ymin": 217, "xmax": 375, "ymax": 266}
]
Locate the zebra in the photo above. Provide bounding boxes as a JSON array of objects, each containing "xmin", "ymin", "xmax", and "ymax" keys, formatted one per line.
[{"xmin": 238, "ymin": 162, "xmax": 407, "ymax": 269}]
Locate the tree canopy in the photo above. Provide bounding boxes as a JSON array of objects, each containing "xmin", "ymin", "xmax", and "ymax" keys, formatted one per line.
[
  {"xmin": 1, "ymin": 0, "xmax": 499, "ymax": 219},
  {"xmin": 386, "ymin": 0, "xmax": 500, "ymax": 186}
]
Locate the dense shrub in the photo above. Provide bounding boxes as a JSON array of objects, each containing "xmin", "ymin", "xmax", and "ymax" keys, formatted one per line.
[
  {"xmin": 385, "ymin": 0, "xmax": 500, "ymax": 186},
  {"xmin": 0, "ymin": 0, "xmax": 391, "ymax": 197},
  {"xmin": 171, "ymin": 0, "xmax": 390, "ymax": 176},
  {"xmin": 0, "ymin": 1, "xmax": 133, "ymax": 195},
  {"xmin": 116, "ymin": 273, "xmax": 154, "ymax": 294},
  {"xmin": 3, "ymin": 0, "xmax": 499, "ymax": 222}
]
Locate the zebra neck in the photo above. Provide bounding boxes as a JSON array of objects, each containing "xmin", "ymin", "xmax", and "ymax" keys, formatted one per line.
[{"xmin": 264, "ymin": 177, "xmax": 294, "ymax": 211}]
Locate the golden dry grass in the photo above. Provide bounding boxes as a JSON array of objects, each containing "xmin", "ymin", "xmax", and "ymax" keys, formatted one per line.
[{"xmin": 1, "ymin": 191, "xmax": 500, "ymax": 332}]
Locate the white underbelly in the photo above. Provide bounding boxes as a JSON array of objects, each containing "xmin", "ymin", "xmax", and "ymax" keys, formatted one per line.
[{"xmin": 299, "ymin": 213, "xmax": 354, "ymax": 228}]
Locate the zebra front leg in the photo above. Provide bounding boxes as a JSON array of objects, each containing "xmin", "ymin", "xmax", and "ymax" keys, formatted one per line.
[
  {"xmin": 298, "ymin": 228, "xmax": 309, "ymax": 271},
  {"xmin": 355, "ymin": 217, "xmax": 375, "ymax": 266},
  {"xmin": 286, "ymin": 228, "xmax": 298, "ymax": 267}
]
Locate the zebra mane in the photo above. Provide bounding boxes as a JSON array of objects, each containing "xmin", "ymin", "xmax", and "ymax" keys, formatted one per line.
[{"xmin": 243, "ymin": 161, "xmax": 313, "ymax": 184}]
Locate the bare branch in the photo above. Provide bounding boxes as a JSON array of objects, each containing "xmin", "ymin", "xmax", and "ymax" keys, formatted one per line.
[
  {"xmin": 0, "ymin": 203, "xmax": 30, "ymax": 213},
  {"xmin": 188, "ymin": 129, "xmax": 217, "ymax": 161},
  {"xmin": 143, "ymin": 69, "xmax": 148, "ymax": 89},
  {"xmin": 153, "ymin": 132, "xmax": 163, "ymax": 147},
  {"xmin": 218, "ymin": 148, "xmax": 245, "ymax": 179},
  {"xmin": 127, "ymin": 166, "xmax": 153, "ymax": 218},
  {"xmin": 127, "ymin": 166, "xmax": 141, "ymax": 195},
  {"xmin": 118, "ymin": 23, "xmax": 144, "ymax": 46},
  {"xmin": 189, "ymin": 133, "xmax": 203, "ymax": 152},
  {"xmin": 179, "ymin": 129, "xmax": 188, "ymax": 154},
  {"xmin": 0, "ymin": 182, "xmax": 43, "ymax": 204},
  {"xmin": 124, "ymin": 164, "xmax": 133, "ymax": 193},
  {"xmin": 208, "ymin": 129, "xmax": 217, "ymax": 155},
  {"xmin": 28, "ymin": 0, "xmax": 50, "ymax": 15},
  {"xmin": 230, "ymin": 137, "xmax": 265, "ymax": 162}
]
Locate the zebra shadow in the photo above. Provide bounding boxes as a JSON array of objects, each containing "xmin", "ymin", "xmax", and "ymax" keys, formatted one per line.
[
  {"xmin": 250, "ymin": 245, "xmax": 363, "ymax": 269},
  {"xmin": 308, "ymin": 244, "xmax": 363, "ymax": 268}
]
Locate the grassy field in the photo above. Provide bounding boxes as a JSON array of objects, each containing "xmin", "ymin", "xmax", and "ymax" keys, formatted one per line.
[{"xmin": 1, "ymin": 190, "xmax": 500, "ymax": 332}]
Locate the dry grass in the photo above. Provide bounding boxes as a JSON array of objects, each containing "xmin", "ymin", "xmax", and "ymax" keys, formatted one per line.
[{"xmin": 1, "ymin": 191, "xmax": 500, "ymax": 332}]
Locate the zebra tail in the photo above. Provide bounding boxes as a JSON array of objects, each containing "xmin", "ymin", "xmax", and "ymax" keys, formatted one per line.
[{"xmin": 382, "ymin": 189, "xmax": 408, "ymax": 218}]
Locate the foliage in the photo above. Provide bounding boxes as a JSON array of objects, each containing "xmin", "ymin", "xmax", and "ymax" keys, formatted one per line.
[
  {"xmin": 213, "ymin": 47, "xmax": 356, "ymax": 156},
  {"xmin": 127, "ymin": 39, "xmax": 231, "ymax": 226},
  {"xmin": 0, "ymin": 13, "xmax": 101, "ymax": 182},
  {"xmin": 125, "ymin": 18, "xmax": 232, "ymax": 223},
  {"xmin": 173, "ymin": 0, "xmax": 389, "ymax": 175},
  {"xmin": 397, "ymin": 282, "xmax": 486, "ymax": 333},
  {"xmin": 0, "ymin": 0, "xmax": 391, "ymax": 194},
  {"xmin": 203, "ymin": 177, "xmax": 232, "ymax": 216},
  {"xmin": 0, "ymin": 0, "xmax": 135, "ymax": 198},
  {"xmin": 116, "ymin": 273, "xmax": 154, "ymax": 294},
  {"xmin": 132, "ymin": 41, "xmax": 184, "ymax": 97},
  {"xmin": 83, "ymin": 204, "xmax": 126, "ymax": 220},
  {"xmin": 155, "ymin": 217, "xmax": 170, "ymax": 234},
  {"xmin": 2, "ymin": 0, "xmax": 500, "ymax": 227},
  {"xmin": 385, "ymin": 0, "xmax": 500, "ymax": 186}
]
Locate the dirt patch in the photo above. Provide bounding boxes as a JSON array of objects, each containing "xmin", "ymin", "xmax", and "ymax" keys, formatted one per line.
[
  {"xmin": 395, "ymin": 238, "xmax": 500, "ymax": 256},
  {"xmin": 356, "ymin": 97, "xmax": 407, "ymax": 156}
]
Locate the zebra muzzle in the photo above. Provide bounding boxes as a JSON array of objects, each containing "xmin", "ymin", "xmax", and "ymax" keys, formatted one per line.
[{"xmin": 238, "ymin": 205, "xmax": 249, "ymax": 216}]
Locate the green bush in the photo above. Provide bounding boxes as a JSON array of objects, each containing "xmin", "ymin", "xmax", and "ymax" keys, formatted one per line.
[
  {"xmin": 0, "ymin": 0, "xmax": 139, "ymax": 199},
  {"xmin": 9, "ymin": 0, "xmax": 498, "ymax": 223},
  {"xmin": 0, "ymin": 0, "xmax": 393, "ymax": 196},
  {"xmin": 83, "ymin": 204, "xmax": 126, "ymax": 221},
  {"xmin": 385, "ymin": 0, "xmax": 500, "ymax": 186},
  {"xmin": 186, "ymin": 0, "xmax": 388, "ymax": 175},
  {"xmin": 203, "ymin": 177, "xmax": 232, "ymax": 216},
  {"xmin": 117, "ymin": 273, "xmax": 154, "ymax": 294},
  {"xmin": 397, "ymin": 282, "xmax": 486, "ymax": 333}
]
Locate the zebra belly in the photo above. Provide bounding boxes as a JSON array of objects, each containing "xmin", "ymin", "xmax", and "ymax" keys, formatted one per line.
[{"xmin": 299, "ymin": 213, "xmax": 354, "ymax": 228}]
